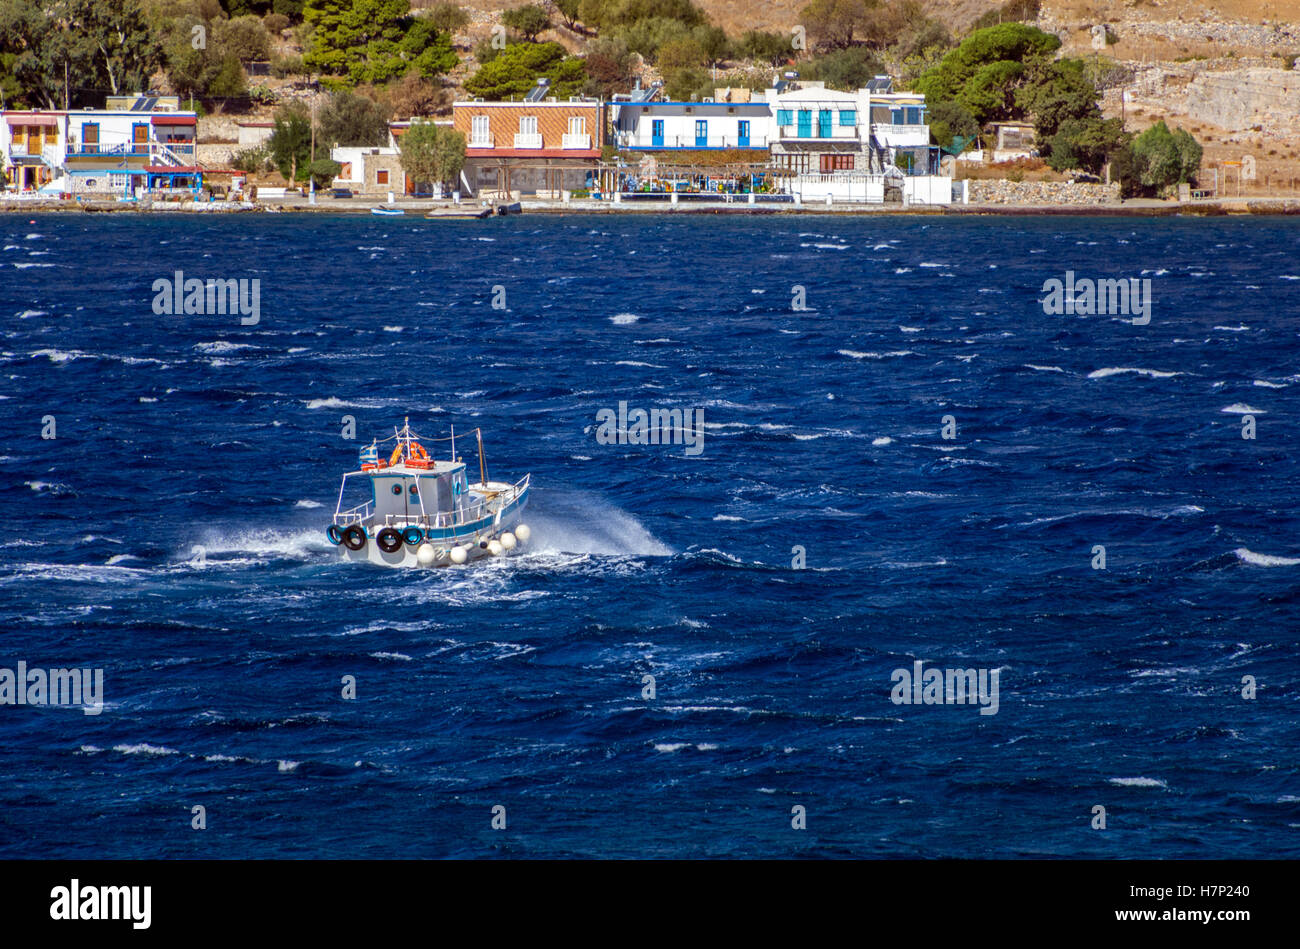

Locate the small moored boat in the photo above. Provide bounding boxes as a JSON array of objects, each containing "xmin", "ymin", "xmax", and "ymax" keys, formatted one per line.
[
  {"xmin": 371, "ymin": 207, "xmax": 405, "ymax": 216},
  {"xmin": 426, "ymin": 207, "xmax": 492, "ymax": 220},
  {"xmin": 326, "ymin": 419, "xmax": 530, "ymax": 567}
]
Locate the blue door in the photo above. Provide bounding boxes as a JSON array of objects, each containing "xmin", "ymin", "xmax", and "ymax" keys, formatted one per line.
[
  {"xmin": 818, "ymin": 109, "xmax": 832, "ymax": 137},
  {"xmin": 651, "ymin": 119, "xmax": 663, "ymax": 148},
  {"xmin": 796, "ymin": 110, "xmax": 811, "ymax": 138},
  {"xmin": 737, "ymin": 120, "xmax": 750, "ymax": 148},
  {"xmin": 695, "ymin": 119, "xmax": 707, "ymax": 148}
]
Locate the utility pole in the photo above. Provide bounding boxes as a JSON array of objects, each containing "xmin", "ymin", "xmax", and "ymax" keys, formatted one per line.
[{"xmin": 308, "ymin": 97, "xmax": 318, "ymax": 204}]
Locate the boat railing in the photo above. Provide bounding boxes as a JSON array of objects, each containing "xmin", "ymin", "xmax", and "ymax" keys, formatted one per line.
[
  {"xmin": 333, "ymin": 474, "xmax": 529, "ymax": 529},
  {"xmin": 335, "ymin": 501, "xmax": 372, "ymax": 525}
]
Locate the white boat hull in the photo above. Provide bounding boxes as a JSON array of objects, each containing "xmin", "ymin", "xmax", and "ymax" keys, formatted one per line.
[{"xmin": 334, "ymin": 485, "xmax": 528, "ymax": 568}]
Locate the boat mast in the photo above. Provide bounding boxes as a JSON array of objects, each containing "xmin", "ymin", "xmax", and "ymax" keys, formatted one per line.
[{"xmin": 476, "ymin": 427, "xmax": 488, "ymax": 486}]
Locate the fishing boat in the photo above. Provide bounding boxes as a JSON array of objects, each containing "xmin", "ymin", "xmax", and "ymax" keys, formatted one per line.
[
  {"xmin": 371, "ymin": 207, "xmax": 405, "ymax": 216},
  {"xmin": 426, "ymin": 207, "xmax": 492, "ymax": 220},
  {"xmin": 326, "ymin": 419, "xmax": 530, "ymax": 567}
]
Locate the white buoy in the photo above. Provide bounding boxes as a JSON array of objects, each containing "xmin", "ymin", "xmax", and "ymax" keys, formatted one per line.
[
  {"xmin": 487, "ymin": 539, "xmax": 503, "ymax": 556},
  {"xmin": 416, "ymin": 543, "xmax": 436, "ymax": 566},
  {"xmin": 500, "ymin": 532, "xmax": 516, "ymax": 550},
  {"xmin": 514, "ymin": 523, "xmax": 531, "ymax": 543},
  {"xmin": 449, "ymin": 545, "xmax": 468, "ymax": 564}
]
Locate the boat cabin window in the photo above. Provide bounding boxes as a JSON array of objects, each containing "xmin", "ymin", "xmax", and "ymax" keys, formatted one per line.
[
  {"xmin": 408, "ymin": 484, "xmax": 418, "ymax": 495},
  {"xmin": 391, "ymin": 484, "xmax": 402, "ymax": 495}
]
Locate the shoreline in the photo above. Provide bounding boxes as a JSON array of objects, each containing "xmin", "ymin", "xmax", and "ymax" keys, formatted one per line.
[{"xmin": 4, "ymin": 196, "xmax": 1299, "ymax": 217}]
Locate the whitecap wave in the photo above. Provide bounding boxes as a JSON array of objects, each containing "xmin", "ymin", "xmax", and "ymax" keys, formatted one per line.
[
  {"xmin": 194, "ymin": 341, "xmax": 256, "ymax": 354},
  {"xmin": 114, "ymin": 743, "xmax": 179, "ymax": 757},
  {"xmin": 1087, "ymin": 367, "xmax": 1182, "ymax": 380},
  {"xmin": 1108, "ymin": 777, "xmax": 1167, "ymax": 788},
  {"xmin": 1234, "ymin": 548, "xmax": 1300, "ymax": 567},
  {"xmin": 838, "ymin": 349, "xmax": 914, "ymax": 360}
]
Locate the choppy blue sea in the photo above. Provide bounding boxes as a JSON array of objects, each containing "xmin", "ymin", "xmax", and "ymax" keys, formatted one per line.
[{"xmin": 1, "ymin": 212, "xmax": 1297, "ymax": 858}]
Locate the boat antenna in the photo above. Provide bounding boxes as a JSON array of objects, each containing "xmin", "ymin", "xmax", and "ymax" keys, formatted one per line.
[
  {"xmin": 476, "ymin": 427, "xmax": 487, "ymax": 486},
  {"xmin": 450, "ymin": 423, "xmax": 455, "ymax": 462}
]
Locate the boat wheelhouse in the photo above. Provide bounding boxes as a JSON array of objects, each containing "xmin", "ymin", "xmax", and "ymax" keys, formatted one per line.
[{"xmin": 327, "ymin": 419, "xmax": 530, "ymax": 567}]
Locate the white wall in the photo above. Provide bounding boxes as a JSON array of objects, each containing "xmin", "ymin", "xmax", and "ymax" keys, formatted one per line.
[
  {"xmin": 785, "ymin": 173, "xmax": 885, "ymax": 203},
  {"xmin": 614, "ymin": 104, "xmax": 769, "ymax": 149},
  {"xmin": 782, "ymin": 172, "xmax": 953, "ymax": 205},
  {"xmin": 330, "ymin": 147, "xmax": 369, "ymax": 185},
  {"xmin": 903, "ymin": 176, "xmax": 953, "ymax": 205}
]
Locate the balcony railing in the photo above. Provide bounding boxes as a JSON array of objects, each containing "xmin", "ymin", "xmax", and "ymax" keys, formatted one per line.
[
  {"xmin": 561, "ymin": 133, "xmax": 591, "ymax": 149},
  {"xmin": 872, "ymin": 123, "xmax": 930, "ymax": 143},
  {"xmin": 63, "ymin": 140, "xmax": 195, "ymax": 166},
  {"xmin": 513, "ymin": 133, "xmax": 543, "ymax": 149},
  {"xmin": 777, "ymin": 124, "xmax": 858, "ymax": 141},
  {"xmin": 468, "ymin": 133, "xmax": 494, "ymax": 147},
  {"xmin": 616, "ymin": 133, "xmax": 769, "ymax": 149}
]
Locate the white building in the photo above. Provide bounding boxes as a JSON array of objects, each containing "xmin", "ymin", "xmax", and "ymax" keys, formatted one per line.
[
  {"xmin": 766, "ymin": 76, "xmax": 950, "ymax": 205},
  {"xmin": 2, "ymin": 96, "xmax": 200, "ymax": 196},
  {"xmin": 608, "ymin": 74, "xmax": 952, "ymax": 204},
  {"xmin": 610, "ymin": 83, "xmax": 771, "ymax": 151},
  {"xmin": 767, "ymin": 76, "xmax": 935, "ymax": 175},
  {"xmin": 329, "ymin": 120, "xmax": 457, "ymax": 196}
]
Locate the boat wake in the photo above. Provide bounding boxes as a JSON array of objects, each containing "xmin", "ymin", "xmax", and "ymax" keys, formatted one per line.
[
  {"xmin": 523, "ymin": 491, "xmax": 672, "ymax": 556},
  {"xmin": 193, "ymin": 527, "xmax": 333, "ymax": 564}
]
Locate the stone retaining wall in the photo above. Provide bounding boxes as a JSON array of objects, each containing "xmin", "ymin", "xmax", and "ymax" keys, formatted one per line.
[{"xmin": 969, "ymin": 179, "xmax": 1119, "ymax": 205}]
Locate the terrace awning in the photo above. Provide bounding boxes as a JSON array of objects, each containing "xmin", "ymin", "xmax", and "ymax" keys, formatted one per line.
[
  {"xmin": 151, "ymin": 115, "xmax": 196, "ymax": 126},
  {"xmin": 6, "ymin": 114, "xmax": 59, "ymax": 127}
]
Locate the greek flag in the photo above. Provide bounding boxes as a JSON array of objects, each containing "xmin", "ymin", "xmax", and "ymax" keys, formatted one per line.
[{"xmin": 358, "ymin": 443, "xmax": 379, "ymax": 465}]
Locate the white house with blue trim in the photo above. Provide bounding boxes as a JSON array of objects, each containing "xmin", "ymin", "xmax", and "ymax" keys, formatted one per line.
[
  {"xmin": 2, "ymin": 96, "xmax": 200, "ymax": 197},
  {"xmin": 610, "ymin": 84, "xmax": 771, "ymax": 151},
  {"xmin": 765, "ymin": 77, "xmax": 950, "ymax": 204},
  {"xmin": 767, "ymin": 78, "xmax": 935, "ymax": 176},
  {"xmin": 606, "ymin": 74, "xmax": 953, "ymax": 204}
]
